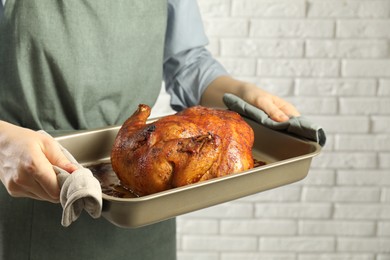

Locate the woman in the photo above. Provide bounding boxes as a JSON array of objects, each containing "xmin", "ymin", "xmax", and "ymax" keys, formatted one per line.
[{"xmin": 0, "ymin": 1, "xmax": 299, "ymax": 259}]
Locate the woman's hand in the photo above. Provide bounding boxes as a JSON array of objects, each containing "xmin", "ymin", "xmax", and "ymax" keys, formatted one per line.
[
  {"xmin": 239, "ymin": 83, "xmax": 300, "ymax": 122},
  {"xmin": 200, "ymin": 76, "xmax": 300, "ymax": 122},
  {"xmin": 0, "ymin": 121, "xmax": 77, "ymax": 203}
]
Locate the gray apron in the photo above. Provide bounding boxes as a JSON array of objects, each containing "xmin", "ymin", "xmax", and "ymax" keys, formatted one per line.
[{"xmin": 0, "ymin": 1, "xmax": 176, "ymax": 259}]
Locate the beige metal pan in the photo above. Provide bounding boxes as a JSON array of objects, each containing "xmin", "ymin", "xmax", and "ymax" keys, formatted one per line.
[{"xmin": 55, "ymin": 117, "xmax": 321, "ymax": 228}]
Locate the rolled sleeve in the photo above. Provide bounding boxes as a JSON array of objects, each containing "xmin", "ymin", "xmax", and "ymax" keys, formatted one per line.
[{"xmin": 163, "ymin": 0, "xmax": 229, "ymax": 110}]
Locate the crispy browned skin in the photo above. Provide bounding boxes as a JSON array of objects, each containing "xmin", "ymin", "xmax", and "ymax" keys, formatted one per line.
[{"xmin": 111, "ymin": 104, "xmax": 254, "ymax": 196}]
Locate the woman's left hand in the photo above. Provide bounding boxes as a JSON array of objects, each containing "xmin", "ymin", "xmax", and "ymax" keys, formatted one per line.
[
  {"xmin": 239, "ymin": 83, "xmax": 300, "ymax": 122},
  {"xmin": 201, "ymin": 76, "xmax": 300, "ymax": 122}
]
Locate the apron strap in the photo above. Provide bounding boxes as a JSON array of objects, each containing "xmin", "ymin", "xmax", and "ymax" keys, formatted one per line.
[{"xmin": 0, "ymin": 2, "xmax": 4, "ymax": 19}]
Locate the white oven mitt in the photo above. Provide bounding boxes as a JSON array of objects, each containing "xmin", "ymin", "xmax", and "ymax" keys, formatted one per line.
[
  {"xmin": 223, "ymin": 93, "xmax": 326, "ymax": 147},
  {"xmin": 38, "ymin": 131, "xmax": 103, "ymax": 227}
]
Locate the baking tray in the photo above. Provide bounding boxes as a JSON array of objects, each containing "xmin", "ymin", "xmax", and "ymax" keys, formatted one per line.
[{"xmin": 55, "ymin": 117, "xmax": 321, "ymax": 228}]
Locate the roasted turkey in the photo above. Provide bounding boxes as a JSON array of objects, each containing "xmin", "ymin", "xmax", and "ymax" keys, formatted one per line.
[{"xmin": 111, "ymin": 104, "xmax": 254, "ymax": 196}]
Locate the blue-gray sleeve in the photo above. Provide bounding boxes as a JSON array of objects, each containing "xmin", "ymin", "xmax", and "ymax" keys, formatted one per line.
[{"xmin": 163, "ymin": 0, "xmax": 229, "ymax": 111}]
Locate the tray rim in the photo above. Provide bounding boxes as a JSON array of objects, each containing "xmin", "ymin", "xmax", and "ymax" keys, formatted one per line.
[
  {"xmin": 55, "ymin": 123, "xmax": 322, "ymax": 202},
  {"xmin": 55, "ymin": 119, "xmax": 322, "ymax": 228}
]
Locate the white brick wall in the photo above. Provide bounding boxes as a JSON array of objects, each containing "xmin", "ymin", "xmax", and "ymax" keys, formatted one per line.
[{"xmin": 174, "ymin": 0, "xmax": 390, "ymax": 259}]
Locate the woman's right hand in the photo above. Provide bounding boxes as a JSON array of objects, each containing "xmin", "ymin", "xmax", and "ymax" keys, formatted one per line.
[{"xmin": 0, "ymin": 121, "xmax": 77, "ymax": 203}]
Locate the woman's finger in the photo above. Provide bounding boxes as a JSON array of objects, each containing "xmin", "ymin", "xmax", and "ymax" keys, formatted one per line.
[{"xmin": 38, "ymin": 133, "xmax": 78, "ymax": 173}]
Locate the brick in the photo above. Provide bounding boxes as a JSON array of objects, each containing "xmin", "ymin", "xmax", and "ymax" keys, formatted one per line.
[
  {"xmin": 260, "ymin": 237, "xmax": 335, "ymax": 252},
  {"xmin": 307, "ymin": 116, "xmax": 370, "ymax": 133},
  {"xmin": 340, "ymin": 97, "xmax": 390, "ymax": 115},
  {"xmin": 295, "ymin": 78, "xmax": 377, "ymax": 96},
  {"xmin": 221, "ymin": 39, "xmax": 304, "ymax": 57},
  {"xmin": 337, "ymin": 170, "xmax": 390, "ymax": 186},
  {"xmin": 222, "ymin": 252, "xmax": 295, "ymax": 260},
  {"xmin": 182, "ymin": 235, "xmax": 257, "ymax": 251},
  {"xmin": 378, "ymin": 221, "xmax": 390, "ymax": 236},
  {"xmin": 337, "ymin": 20, "xmax": 390, "ymax": 38},
  {"xmin": 335, "ymin": 134, "xmax": 390, "ymax": 151},
  {"xmin": 382, "ymin": 188, "xmax": 390, "ymax": 202},
  {"xmin": 287, "ymin": 97, "xmax": 337, "ymax": 115},
  {"xmin": 177, "ymin": 252, "xmax": 218, "ymax": 260},
  {"xmin": 203, "ymin": 18, "xmax": 249, "ymax": 37},
  {"xmin": 300, "ymin": 220, "xmax": 376, "ymax": 236},
  {"xmin": 312, "ymin": 152, "xmax": 377, "ymax": 169},
  {"xmin": 301, "ymin": 169, "xmax": 335, "ymax": 186},
  {"xmin": 257, "ymin": 59, "xmax": 339, "ymax": 77},
  {"xmin": 334, "ymin": 204, "xmax": 390, "ymax": 220},
  {"xmin": 181, "ymin": 202, "xmax": 253, "ymax": 219},
  {"xmin": 372, "ymin": 116, "xmax": 390, "ymax": 133},
  {"xmin": 177, "ymin": 219, "xmax": 219, "ymax": 235},
  {"xmin": 338, "ymin": 237, "xmax": 390, "ymax": 253},
  {"xmin": 342, "ymin": 60, "xmax": 390, "ymax": 77},
  {"xmin": 377, "ymin": 254, "xmax": 390, "ymax": 260},
  {"xmin": 302, "ymin": 187, "xmax": 381, "ymax": 202},
  {"xmin": 250, "ymin": 20, "xmax": 334, "ymax": 38},
  {"xmin": 320, "ymin": 135, "xmax": 334, "ymax": 151},
  {"xmin": 255, "ymin": 203, "xmax": 332, "ymax": 219},
  {"xmin": 242, "ymin": 185, "xmax": 301, "ymax": 202},
  {"xmin": 232, "ymin": 0, "xmax": 305, "ymax": 17},
  {"xmin": 250, "ymin": 78, "xmax": 294, "ymax": 96},
  {"xmin": 198, "ymin": 0, "xmax": 230, "ymax": 17},
  {"xmin": 307, "ymin": 0, "xmax": 390, "ymax": 18},
  {"xmin": 299, "ymin": 253, "xmax": 375, "ymax": 260},
  {"xmin": 306, "ymin": 39, "xmax": 388, "ymax": 58},
  {"xmin": 379, "ymin": 153, "xmax": 390, "ymax": 169},
  {"xmin": 218, "ymin": 58, "xmax": 256, "ymax": 76},
  {"xmin": 379, "ymin": 80, "xmax": 390, "ymax": 96},
  {"xmin": 206, "ymin": 37, "xmax": 220, "ymax": 56},
  {"xmin": 221, "ymin": 219, "xmax": 297, "ymax": 235}
]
